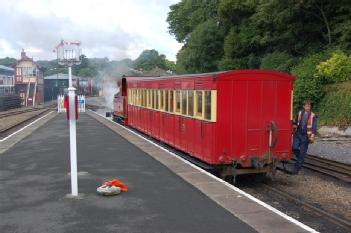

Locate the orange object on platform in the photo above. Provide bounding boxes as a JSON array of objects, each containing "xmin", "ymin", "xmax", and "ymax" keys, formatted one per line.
[{"xmin": 103, "ymin": 179, "xmax": 128, "ymax": 192}]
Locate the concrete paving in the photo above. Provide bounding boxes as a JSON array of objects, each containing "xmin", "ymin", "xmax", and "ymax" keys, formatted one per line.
[{"xmin": 0, "ymin": 113, "xmax": 257, "ymax": 233}]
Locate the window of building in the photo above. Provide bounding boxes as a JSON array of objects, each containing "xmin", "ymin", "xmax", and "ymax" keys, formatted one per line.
[
  {"xmin": 196, "ymin": 90, "xmax": 203, "ymax": 118},
  {"xmin": 175, "ymin": 90, "xmax": 181, "ymax": 113},
  {"xmin": 188, "ymin": 90, "xmax": 194, "ymax": 116},
  {"xmin": 181, "ymin": 90, "xmax": 187, "ymax": 115},
  {"xmin": 204, "ymin": 90, "xmax": 211, "ymax": 120}
]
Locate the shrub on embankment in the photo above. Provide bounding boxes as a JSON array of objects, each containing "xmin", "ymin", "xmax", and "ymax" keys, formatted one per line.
[
  {"xmin": 291, "ymin": 50, "xmax": 351, "ymax": 127},
  {"xmin": 316, "ymin": 81, "xmax": 351, "ymax": 128}
]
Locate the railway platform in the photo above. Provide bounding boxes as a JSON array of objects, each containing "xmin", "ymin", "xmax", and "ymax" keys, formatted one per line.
[{"xmin": 0, "ymin": 111, "xmax": 316, "ymax": 233}]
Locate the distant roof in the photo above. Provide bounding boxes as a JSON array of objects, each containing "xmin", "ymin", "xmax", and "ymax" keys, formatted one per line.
[
  {"xmin": 0, "ymin": 65, "xmax": 14, "ymax": 71},
  {"xmin": 0, "ymin": 65, "xmax": 14, "ymax": 76},
  {"xmin": 44, "ymin": 73, "xmax": 82, "ymax": 80}
]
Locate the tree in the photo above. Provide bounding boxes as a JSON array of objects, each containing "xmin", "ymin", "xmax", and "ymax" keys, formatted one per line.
[
  {"xmin": 133, "ymin": 49, "xmax": 175, "ymax": 72},
  {"xmin": 167, "ymin": 0, "xmax": 218, "ymax": 43},
  {"xmin": 260, "ymin": 52, "xmax": 296, "ymax": 73},
  {"xmin": 0, "ymin": 57, "xmax": 17, "ymax": 67},
  {"xmin": 176, "ymin": 19, "xmax": 224, "ymax": 73}
]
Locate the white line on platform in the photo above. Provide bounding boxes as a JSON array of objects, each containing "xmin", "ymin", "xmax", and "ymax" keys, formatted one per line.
[
  {"xmin": 89, "ymin": 110, "xmax": 319, "ymax": 233},
  {"xmin": 0, "ymin": 111, "xmax": 53, "ymax": 142}
]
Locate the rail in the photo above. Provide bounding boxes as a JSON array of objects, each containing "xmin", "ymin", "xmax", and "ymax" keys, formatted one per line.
[
  {"xmin": 0, "ymin": 108, "xmax": 51, "ymax": 137},
  {"xmin": 303, "ymin": 154, "xmax": 351, "ymax": 183},
  {"xmin": 262, "ymin": 183, "xmax": 351, "ymax": 231},
  {"xmin": 0, "ymin": 108, "xmax": 42, "ymax": 119}
]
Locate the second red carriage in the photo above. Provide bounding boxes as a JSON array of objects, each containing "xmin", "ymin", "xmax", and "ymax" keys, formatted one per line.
[{"xmin": 112, "ymin": 70, "xmax": 294, "ymax": 179}]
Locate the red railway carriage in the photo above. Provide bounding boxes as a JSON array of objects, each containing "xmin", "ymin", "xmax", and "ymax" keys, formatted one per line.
[{"xmin": 112, "ymin": 70, "xmax": 294, "ymax": 178}]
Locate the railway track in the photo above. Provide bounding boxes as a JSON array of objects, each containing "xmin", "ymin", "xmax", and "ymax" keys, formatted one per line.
[
  {"xmin": 262, "ymin": 183, "xmax": 351, "ymax": 232},
  {"xmin": 0, "ymin": 108, "xmax": 43, "ymax": 119},
  {"xmin": 0, "ymin": 108, "xmax": 51, "ymax": 137},
  {"xmin": 303, "ymin": 154, "xmax": 351, "ymax": 183}
]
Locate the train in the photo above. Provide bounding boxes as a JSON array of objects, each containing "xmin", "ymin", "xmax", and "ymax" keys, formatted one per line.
[{"xmin": 108, "ymin": 70, "xmax": 294, "ymax": 181}]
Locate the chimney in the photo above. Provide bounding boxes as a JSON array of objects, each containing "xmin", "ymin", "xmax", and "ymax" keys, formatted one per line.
[{"xmin": 21, "ymin": 49, "xmax": 26, "ymax": 59}]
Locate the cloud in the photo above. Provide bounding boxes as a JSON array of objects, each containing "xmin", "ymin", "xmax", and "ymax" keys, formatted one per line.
[{"xmin": 0, "ymin": 0, "xmax": 182, "ymax": 61}]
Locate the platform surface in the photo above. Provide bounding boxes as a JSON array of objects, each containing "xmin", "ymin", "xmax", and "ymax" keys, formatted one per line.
[{"xmin": 0, "ymin": 113, "xmax": 257, "ymax": 233}]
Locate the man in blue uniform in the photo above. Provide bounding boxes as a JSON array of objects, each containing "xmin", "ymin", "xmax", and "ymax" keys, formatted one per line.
[{"xmin": 291, "ymin": 99, "xmax": 317, "ymax": 174}]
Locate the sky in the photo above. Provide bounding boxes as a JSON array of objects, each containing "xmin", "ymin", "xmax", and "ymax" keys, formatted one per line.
[{"xmin": 0, "ymin": 0, "xmax": 182, "ymax": 61}]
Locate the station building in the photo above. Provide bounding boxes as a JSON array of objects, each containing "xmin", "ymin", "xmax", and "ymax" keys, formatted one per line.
[
  {"xmin": 0, "ymin": 65, "xmax": 15, "ymax": 96},
  {"xmin": 43, "ymin": 73, "xmax": 93, "ymax": 101},
  {"xmin": 13, "ymin": 50, "xmax": 44, "ymax": 106}
]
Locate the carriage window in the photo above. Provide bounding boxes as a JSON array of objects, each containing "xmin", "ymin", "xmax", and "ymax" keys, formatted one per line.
[
  {"xmin": 155, "ymin": 90, "xmax": 159, "ymax": 109},
  {"xmin": 149, "ymin": 90, "xmax": 154, "ymax": 108},
  {"xmin": 188, "ymin": 90, "xmax": 194, "ymax": 116},
  {"xmin": 205, "ymin": 90, "xmax": 211, "ymax": 120},
  {"xmin": 136, "ymin": 89, "xmax": 139, "ymax": 105},
  {"xmin": 151, "ymin": 90, "xmax": 155, "ymax": 109},
  {"xmin": 196, "ymin": 90, "xmax": 203, "ymax": 117},
  {"xmin": 146, "ymin": 90, "xmax": 149, "ymax": 107},
  {"xmin": 165, "ymin": 90, "xmax": 169, "ymax": 112},
  {"xmin": 131, "ymin": 89, "xmax": 134, "ymax": 105},
  {"xmin": 175, "ymin": 90, "xmax": 181, "ymax": 113},
  {"xmin": 144, "ymin": 90, "xmax": 147, "ymax": 107},
  {"xmin": 181, "ymin": 90, "xmax": 187, "ymax": 115},
  {"xmin": 149, "ymin": 90, "xmax": 153, "ymax": 108},
  {"xmin": 128, "ymin": 89, "xmax": 130, "ymax": 103},
  {"xmin": 160, "ymin": 90, "xmax": 164, "ymax": 110},
  {"xmin": 138, "ymin": 89, "xmax": 141, "ymax": 106},
  {"xmin": 170, "ymin": 90, "xmax": 174, "ymax": 112}
]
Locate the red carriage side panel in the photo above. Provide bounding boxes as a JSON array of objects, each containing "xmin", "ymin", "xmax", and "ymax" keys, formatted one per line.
[{"xmin": 216, "ymin": 71, "xmax": 294, "ymax": 168}]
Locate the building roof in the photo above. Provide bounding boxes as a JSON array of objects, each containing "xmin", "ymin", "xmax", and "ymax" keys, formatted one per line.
[
  {"xmin": 44, "ymin": 73, "xmax": 82, "ymax": 80},
  {"xmin": 0, "ymin": 65, "xmax": 14, "ymax": 76},
  {"xmin": 15, "ymin": 49, "xmax": 42, "ymax": 69}
]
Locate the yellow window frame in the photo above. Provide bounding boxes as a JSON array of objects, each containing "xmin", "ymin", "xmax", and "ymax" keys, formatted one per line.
[
  {"xmin": 159, "ymin": 90, "xmax": 164, "ymax": 111},
  {"xmin": 174, "ymin": 90, "xmax": 181, "ymax": 114},
  {"xmin": 194, "ymin": 90, "xmax": 204, "ymax": 119},
  {"xmin": 187, "ymin": 90, "xmax": 194, "ymax": 117},
  {"xmin": 181, "ymin": 90, "xmax": 187, "ymax": 115},
  {"xmin": 211, "ymin": 90, "xmax": 217, "ymax": 122},
  {"xmin": 168, "ymin": 90, "xmax": 173, "ymax": 113}
]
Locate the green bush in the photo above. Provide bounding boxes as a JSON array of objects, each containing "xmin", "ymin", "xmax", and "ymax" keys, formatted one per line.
[
  {"xmin": 317, "ymin": 83, "xmax": 351, "ymax": 127},
  {"xmin": 316, "ymin": 51, "xmax": 351, "ymax": 83},
  {"xmin": 291, "ymin": 52, "xmax": 329, "ymax": 113}
]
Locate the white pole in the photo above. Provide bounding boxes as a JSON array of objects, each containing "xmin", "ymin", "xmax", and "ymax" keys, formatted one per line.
[{"xmin": 68, "ymin": 66, "xmax": 78, "ymax": 196}]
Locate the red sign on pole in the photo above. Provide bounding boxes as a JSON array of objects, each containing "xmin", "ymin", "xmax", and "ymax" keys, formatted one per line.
[{"xmin": 64, "ymin": 95, "xmax": 78, "ymax": 120}]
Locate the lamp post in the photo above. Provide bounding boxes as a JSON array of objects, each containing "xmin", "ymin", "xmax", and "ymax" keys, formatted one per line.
[{"xmin": 56, "ymin": 40, "xmax": 82, "ymax": 196}]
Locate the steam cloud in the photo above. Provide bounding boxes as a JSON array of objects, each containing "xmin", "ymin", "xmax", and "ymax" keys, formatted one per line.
[{"xmin": 96, "ymin": 61, "xmax": 131, "ymax": 110}]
